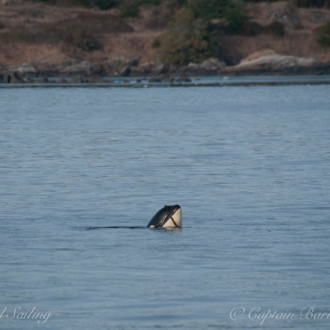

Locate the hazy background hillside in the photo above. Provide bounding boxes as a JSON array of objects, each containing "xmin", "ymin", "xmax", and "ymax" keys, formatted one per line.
[{"xmin": 1, "ymin": 0, "xmax": 330, "ymax": 75}]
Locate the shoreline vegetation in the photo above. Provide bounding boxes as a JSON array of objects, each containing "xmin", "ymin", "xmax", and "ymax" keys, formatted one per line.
[{"xmin": 1, "ymin": 0, "xmax": 330, "ymax": 83}]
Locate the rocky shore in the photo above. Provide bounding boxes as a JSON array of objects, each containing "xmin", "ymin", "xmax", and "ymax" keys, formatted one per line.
[
  {"xmin": 1, "ymin": 0, "xmax": 330, "ymax": 84},
  {"xmin": 1, "ymin": 51, "xmax": 330, "ymax": 85}
]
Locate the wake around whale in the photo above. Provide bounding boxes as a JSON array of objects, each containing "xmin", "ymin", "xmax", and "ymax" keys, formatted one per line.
[
  {"xmin": 147, "ymin": 205, "xmax": 182, "ymax": 229},
  {"xmin": 84, "ymin": 205, "xmax": 182, "ymax": 230}
]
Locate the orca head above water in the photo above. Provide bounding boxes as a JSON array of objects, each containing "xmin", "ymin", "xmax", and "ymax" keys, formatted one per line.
[{"xmin": 147, "ymin": 205, "xmax": 182, "ymax": 229}]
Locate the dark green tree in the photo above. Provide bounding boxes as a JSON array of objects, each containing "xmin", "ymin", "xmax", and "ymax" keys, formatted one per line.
[
  {"xmin": 188, "ymin": 0, "xmax": 248, "ymax": 32},
  {"xmin": 158, "ymin": 8, "xmax": 210, "ymax": 65},
  {"xmin": 317, "ymin": 21, "xmax": 330, "ymax": 46}
]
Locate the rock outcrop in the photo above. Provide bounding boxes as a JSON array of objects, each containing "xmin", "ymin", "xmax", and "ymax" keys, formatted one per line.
[
  {"xmin": 225, "ymin": 49, "xmax": 317, "ymax": 73},
  {"xmin": 181, "ymin": 58, "xmax": 226, "ymax": 74}
]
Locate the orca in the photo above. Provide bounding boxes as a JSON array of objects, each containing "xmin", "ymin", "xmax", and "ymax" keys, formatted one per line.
[{"xmin": 147, "ymin": 205, "xmax": 182, "ymax": 229}]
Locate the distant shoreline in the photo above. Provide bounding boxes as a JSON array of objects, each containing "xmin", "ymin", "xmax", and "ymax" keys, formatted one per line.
[
  {"xmin": 1, "ymin": 1, "xmax": 330, "ymax": 83},
  {"xmin": 2, "ymin": 60, "xmax": 330, "ymax": 85},
  {"xmin": 1, "ymin": 74, "xmax": 330, "ymax": 88}
]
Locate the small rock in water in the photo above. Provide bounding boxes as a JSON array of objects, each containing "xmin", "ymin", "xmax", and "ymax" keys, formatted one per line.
[{"xmin": 176, "ymin": 75, "xmax": 191, "ymax": 83}]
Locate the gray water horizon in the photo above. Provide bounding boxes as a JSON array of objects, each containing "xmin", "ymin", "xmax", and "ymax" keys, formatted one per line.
[{"xmin": 1, "ymin": 78, "xmax": 330, "ymax": 329}]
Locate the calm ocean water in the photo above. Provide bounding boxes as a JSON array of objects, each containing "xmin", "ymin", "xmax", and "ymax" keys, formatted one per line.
[{"xmin": 1, "ymin": 77, "xmax": 330, "ymax": 329}]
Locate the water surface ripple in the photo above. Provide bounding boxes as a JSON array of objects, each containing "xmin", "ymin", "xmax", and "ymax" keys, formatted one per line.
[{"xmin": 1, "ymin": 80, "xmax": 330, "ymax": 329}]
